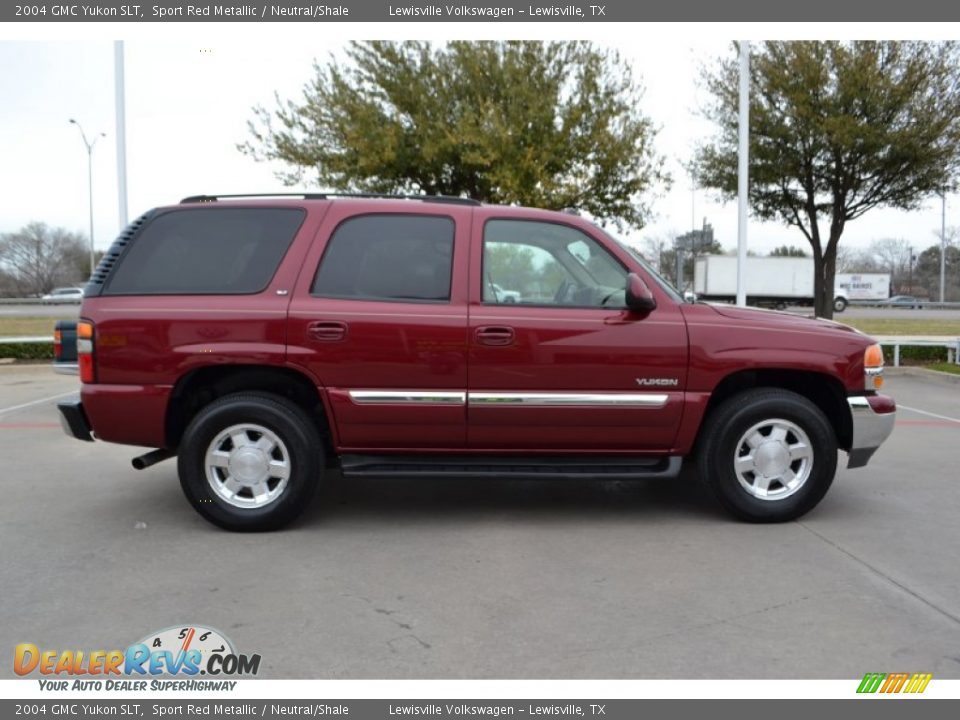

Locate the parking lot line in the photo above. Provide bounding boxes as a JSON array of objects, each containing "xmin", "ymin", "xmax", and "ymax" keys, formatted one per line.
[
  {"xmin": 898, "ymin": 404, "xmax": 960, "ymax": 425},
  {"xmin": 896, "ymin": 419, "xmax": 959, "ymax": 427},
  {"xmin": 0, "ymin": 390, "xmax": 77, "ymax": 417},
  {"xmin": 0, "ymin": 422, "xmax": 60, "ymax": 429}
]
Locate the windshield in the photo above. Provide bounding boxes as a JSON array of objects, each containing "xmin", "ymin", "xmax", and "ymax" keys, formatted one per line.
[{"xmin": 596, "ymin": 228, "xmax": 685, "ymax": 303}]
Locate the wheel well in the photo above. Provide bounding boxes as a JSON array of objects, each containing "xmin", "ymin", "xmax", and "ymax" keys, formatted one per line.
[
  {"xmin": 165, "ymin": 365, "xmax": 332, "ymax": 451},
  {"xmin": 704, "ymin": 369, "xmax": 852, "ymax": 450}
]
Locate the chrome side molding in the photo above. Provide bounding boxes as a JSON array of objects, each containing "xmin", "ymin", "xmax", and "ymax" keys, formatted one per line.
[{"xmin": 347, "ymin": 390, "xmax": 669, "ymax": 408}]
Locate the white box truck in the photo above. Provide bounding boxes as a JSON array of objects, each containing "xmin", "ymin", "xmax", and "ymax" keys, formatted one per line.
[
  {"xmin": 835, "ymin": 273, "xmax": 891, "ymax": 303},
  {"xmin": 693, "ymin": 256, "xmax": 890, "ymax": 312}
]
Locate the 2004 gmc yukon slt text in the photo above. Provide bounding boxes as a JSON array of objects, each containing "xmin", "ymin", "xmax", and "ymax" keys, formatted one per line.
[{"xmin": 57, "ymin": 194, "xmax": 896, "ymax": 531}]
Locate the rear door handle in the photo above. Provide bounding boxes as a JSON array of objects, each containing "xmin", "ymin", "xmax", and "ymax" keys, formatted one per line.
[
  {"xmin": 308, "ymin": 321, "xmax": 348, "ymax": 342},
  {"xmin": 475, "ymin": 326, "xmax": 515, "ymax": 346}
]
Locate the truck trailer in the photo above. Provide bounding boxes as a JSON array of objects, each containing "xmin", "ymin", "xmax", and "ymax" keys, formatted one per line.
[{"xmin": 693, "ymin": 256, "xmax": 890, "ymax": 312}]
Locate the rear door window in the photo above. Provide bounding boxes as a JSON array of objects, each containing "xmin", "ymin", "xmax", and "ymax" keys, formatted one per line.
[
  {"xmin": 312, "ymin": 214, "xmax": 455, "ymax": 303},
  {"xmin": 104, "ymin": 207, "xmax": 305, "ymax": 295}
]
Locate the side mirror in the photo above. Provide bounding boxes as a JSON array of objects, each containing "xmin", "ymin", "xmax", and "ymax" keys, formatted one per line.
[
  {"xmin": 625, "ymin": 273, "xmax": 656, "ymax": 313},
  {"xmin": 683, "ymin": 290, "xmax": 697, "ymax": 304}
]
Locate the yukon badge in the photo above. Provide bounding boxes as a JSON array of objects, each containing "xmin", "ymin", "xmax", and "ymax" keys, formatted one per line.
[{"xmin": 636, "ymin": 378, "xmax": 679, "ymax": 387}]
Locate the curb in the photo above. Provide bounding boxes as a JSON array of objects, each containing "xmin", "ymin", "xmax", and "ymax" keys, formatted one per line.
[{"xmin": 886, "ymin": 366, "xmax": 960, "ymax": 385}]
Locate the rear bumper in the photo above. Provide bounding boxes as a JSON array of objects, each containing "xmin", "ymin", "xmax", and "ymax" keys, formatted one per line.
[
  {"xmin": 57, "ymin": 399, "xmax": 94, "ymax": 442},
  {"xmin": 847, "ymin": 394, "xmax": 896, "ymax": 469},
  {"xmin": 53, "ymin": 362, "xmax": 79, "ymax": 376}
]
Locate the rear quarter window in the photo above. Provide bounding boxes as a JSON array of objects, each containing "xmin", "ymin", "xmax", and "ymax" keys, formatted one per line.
[
  {"xmin": 312, "ymin": 214, "xmax": 455, "ymax": 303},
  {"xmin": 103, "ymin": 207, "xmax": 305, "ymax": 295}
]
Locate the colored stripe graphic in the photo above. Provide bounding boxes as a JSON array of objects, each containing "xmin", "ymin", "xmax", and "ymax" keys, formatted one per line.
[
  {"xmin": 880, "ymin": 672, "xmax": 908, "ymax": 693},
  {"xmin": 905, "ymin": 673, "xmax": 933, "ymax": 693},
  {"xmin": 857, "ymin": 672, "xmax": 931, "ymax": 694},
  {"xmin": 857, "ymin": 673, "xmax": 885, "ymax": 693}
]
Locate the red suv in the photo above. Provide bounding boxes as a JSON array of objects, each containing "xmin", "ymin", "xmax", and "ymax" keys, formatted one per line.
[{"xmin": 58, "ymin": 194, "xmax": 896, "ymax": 530}]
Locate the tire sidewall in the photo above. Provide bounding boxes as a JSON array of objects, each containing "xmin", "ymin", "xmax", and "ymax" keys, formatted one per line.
[
  {"xmin": 178, "ymin": 394, "xmax": 321, "ymax": 531},
  {"xmin": 702, "ymin": 391, "xmax": 837, "ymax": 522}
]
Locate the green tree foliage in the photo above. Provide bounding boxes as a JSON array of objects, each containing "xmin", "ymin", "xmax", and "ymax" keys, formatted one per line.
[
  {"xmin": 485, "ymin": 243, "xmax": 536, "ymax": 291},
  {"xmin": 0, "ymin": 222, "xmax": 87, "ymax": 296},
  {"xmin": 240, "ymin": 41, "xmax": 667, "ymax": 230},
  {"xmin": 770, "ymin": 245, "xmax": 808, "ymax": 257},
  {"xmin": 484, "ymin": 242, "xmax": 568, "ymax": 301},
  {"xmin": 914, "ymin": 244, "xmax": 960, "ymax": 300},
  {"xmin": 696, "ymin": 41, "xmax": 960, "ymax": 317}
]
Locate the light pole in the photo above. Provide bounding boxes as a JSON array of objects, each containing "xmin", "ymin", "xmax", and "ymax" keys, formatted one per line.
[
  {"xmin": 69, "ymin": 119, "xmax": 106, "ymax": 277},
  {"xmin": 908, "ymin": 245, "xmax": 916, "ymax": 294},
  {"xmin": 940, "ymin": 191, "xmax": 947, "ymax": 303}
]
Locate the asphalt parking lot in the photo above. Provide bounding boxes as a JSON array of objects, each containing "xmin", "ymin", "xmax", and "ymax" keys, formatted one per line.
[{"xmin": 0, "ymin": 365, "xmax": 958, "ymax": 679}]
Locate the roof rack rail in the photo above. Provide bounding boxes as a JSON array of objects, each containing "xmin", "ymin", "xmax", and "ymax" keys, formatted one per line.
[{"xmin": 179, "ymin": 192, "xmax": 481, "ymax": 206}]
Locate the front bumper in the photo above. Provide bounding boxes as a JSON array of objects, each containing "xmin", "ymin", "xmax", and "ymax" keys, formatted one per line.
[
  {"xmin": 57, "ymin": 398, "xmax": 94, "ymax": 442},
  {"xmin": 846, "ymin": 394, "xmax": 896, "ymax": 469}
]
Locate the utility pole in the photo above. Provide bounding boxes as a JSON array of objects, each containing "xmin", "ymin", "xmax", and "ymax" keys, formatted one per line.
[
  {"xmin": 115, "ymin": 41, "xmax": 129, "ymax": 230},
  {"xmin": 735, "ymin": 41, "xmax": 750, "ymax": 308}
]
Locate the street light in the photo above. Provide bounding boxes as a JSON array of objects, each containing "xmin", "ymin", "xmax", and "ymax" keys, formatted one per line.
[
  {"xmin": 940, "ymin": 190, "xmax": 947, "ymax": 304},
  {"xmin": 69, "ymin": 119, "xmax": 106, "ymax": 277}
]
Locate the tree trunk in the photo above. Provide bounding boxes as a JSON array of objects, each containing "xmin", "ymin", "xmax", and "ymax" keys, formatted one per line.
[
  {"xmin": 814, "ymin": 229, "xmax": 842, "ymax": 319},
  {"xmin": 812, "ymin": 248, "xmax": 829, "ymax": 319}
]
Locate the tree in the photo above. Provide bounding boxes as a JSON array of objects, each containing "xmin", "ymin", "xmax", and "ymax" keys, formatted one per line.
[
  {"xmin": 835, "ymin": 245, "xmax": 882, "ymax": 273},
  {"xmin": 640, "ymin": 235, "xmax": 671, "ymax": 273},
  {"xmin": 0, "ymin": 223, "xmax": 88, "ymax": 296},
  {"xmin": 660, "ymin": 238, "xmax": 724, "ymax": 289},
  {"xmin": 241, "ymin": 41, "xmax": 667, "ymax": 231},
  {"xmin": 869, "ymin": 237, "xmax": 915, "ymax": 290},
  {"xmin": 770, "ymin": 245, "xmax": 808, "ymax": 257},
  {"xmin": 914, "ymin": 243, "xmax": 960, "ymax": 300},
  {"xmin": 696, "ymin": 41, "xmax": 960, "ymax": 317}
]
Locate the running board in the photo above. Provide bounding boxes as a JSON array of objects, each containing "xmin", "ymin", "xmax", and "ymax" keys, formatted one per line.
[{"xmin": 340, "ymin": 455, "xmax": 682, "ymax": 480}]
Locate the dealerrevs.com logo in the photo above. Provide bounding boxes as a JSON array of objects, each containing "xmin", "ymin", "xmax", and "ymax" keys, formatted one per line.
[{"xmin": 14, "ymin": 625, "xmax": 260, "ymax": 690}]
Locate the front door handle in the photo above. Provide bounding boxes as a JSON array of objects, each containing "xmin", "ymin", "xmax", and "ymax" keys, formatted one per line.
[
  {"xmin": 308, "ymin": 320, "xmax": 348, "ymax": 342},
  {"xmin": 475, "ymin": 326, "xmax": 515, "ymax": 346}
]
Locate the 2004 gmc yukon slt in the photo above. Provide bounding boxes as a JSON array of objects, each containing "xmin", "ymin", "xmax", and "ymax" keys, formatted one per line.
[{"xmin": 57, "ymin": 194, "xmax": 896, "ymax": 531}]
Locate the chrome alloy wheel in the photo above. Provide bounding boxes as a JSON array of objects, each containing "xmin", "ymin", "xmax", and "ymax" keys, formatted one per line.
[
  {"xmin": 204, "ymin": 424, "xmax": 291, "ymax": 509},
  {"xmin": 733, "ymin": 418, "xmax": 814, "ymax": 501}
]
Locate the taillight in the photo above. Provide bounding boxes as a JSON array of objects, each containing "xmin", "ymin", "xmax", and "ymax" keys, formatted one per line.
[
  {"xmin": 864, "ymin": 343, "xmax": 884, "ymax": 391},
  {"xmin": 53, "ymin": 328, "xmax": 63, "ymax": 361},
  {"xmin": 77, "ymin": 321, "xmax": 95, "ymax": 383}
]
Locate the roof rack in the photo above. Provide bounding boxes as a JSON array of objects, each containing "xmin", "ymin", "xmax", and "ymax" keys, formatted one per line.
[{"xmin": 179, "ymin": 192, "xmax": 481, "ymax": 206}]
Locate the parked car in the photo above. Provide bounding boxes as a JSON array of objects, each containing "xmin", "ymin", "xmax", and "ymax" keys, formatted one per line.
[
  {"xmin": 877, "ymin": 295, "xmax": 921, "ymax": 309},
  {"xmin": 42, "ymin": 287, "xmax": 84, "ymax": 304},
  {"xmin": 56, "ymin": 194, "xmax": 896, "ymax": 531},
  {"xmin": 490, "ymin": 283, "xmax": 521, "ymax": 303},
  {"xmin": 53, "ymin": 320, "xmax": 78, "ymax": 371}
]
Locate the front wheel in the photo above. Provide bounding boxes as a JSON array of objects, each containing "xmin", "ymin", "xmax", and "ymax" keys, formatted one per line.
[
  {"xmin": 177, "ymin": 392, "xmax": 323, "ymax": 531},
  {"xmin": 833, "ymin": 297, "xmax": 848, "ymax": 312},
  {"xmin": 696, "ymin": 388, "xmax": 837, "ymax": 522}
]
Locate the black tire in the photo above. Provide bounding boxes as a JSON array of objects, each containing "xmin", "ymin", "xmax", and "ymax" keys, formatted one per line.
[
  {"xmin": 833, "ymin": 297, "xmax": 848, "ymax": 313},
  {"xmin": 177, "ymin": 392, "xmax": 323, "ymax": 531},
  {"xmin": 696, "ymin": 388, "xmax": 837, "ymax": 522}
]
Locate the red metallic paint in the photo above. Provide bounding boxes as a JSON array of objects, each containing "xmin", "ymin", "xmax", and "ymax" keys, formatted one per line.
[
  {"xmin": 79, "ymin": 199, "xmax": 879, "ymax": 457},
  {"xmin": 466, "ymin": 208, "xmax": 689, "ymax": 451}
]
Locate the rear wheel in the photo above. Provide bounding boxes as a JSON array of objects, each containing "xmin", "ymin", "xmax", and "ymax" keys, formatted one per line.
[
  {"xmin": 178, "ymin": 392, "xmax": 323, "ymax": 531},
  {"xmin": 696, "ymin": 388, "xmax": 837, "ymax": 522}
]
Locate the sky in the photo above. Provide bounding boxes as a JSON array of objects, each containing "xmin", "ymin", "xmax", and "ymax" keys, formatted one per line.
[{"xmin": 0, "ymin": 34, "xmax": 953, "ymax": 259}]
